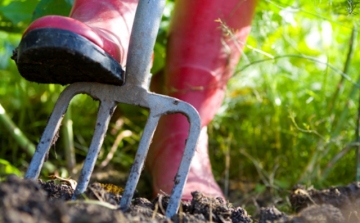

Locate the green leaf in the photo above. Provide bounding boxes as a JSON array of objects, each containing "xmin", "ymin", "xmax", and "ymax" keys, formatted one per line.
[
  {"xmin": 64, "ymin": 0, "xmax": 73, "ymax": 5},
  {"xmin": 151, "ymin": 42, "xmax": 166, "ymax": 74},
  {"xmin": 0, "ymin": 158, "xmax": 22, "ymax": 176},
  {"xmin": 32, "ymin": 0, "xmax": 72, "ymax": 21},
  {"xmin": 0, "ymin": 0, "xmax": 39, "ymax": 25},
  {"xmin": 254, "ymin": 183, "xmax": 266, "ymax": 193},
  {"xmin": 0, "ymin": 0, "xmax": 13, "ymax": 6}
]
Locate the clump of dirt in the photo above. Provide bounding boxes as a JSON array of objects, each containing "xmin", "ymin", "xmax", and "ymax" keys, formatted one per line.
[
  {"xmin": 1, "ymin": 175, "xmax": 360, "ymax": 223},
  {"xmin": 290, "ymin": 183, "xmax": 360, "ymax": 212},
  {"xmin": 0, "ymin": 175, "xmax": 68, "ymax": 223},
  {"xmin": 258, "ymin": 206, "xmax": 289, "ymax": 223},
  {"xmin": 0, "ymin": 175, "xmax": 251, "ymax": 223},
  {"xmin": 258, "ymin": 204, "xmax": 346, "ymax": 223},
  {"xmin": 289, "ymin": 183, "xmax": 360, "ymax": 222}
]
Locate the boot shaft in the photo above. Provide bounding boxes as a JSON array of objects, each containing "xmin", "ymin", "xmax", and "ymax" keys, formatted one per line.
[
  {"xmin": 167, "ymin": 0, "xmax": 256, "ymax": 75},
  {"xmin": 165, "ymin": 0, "xmax": 256, "ymax": 126}
]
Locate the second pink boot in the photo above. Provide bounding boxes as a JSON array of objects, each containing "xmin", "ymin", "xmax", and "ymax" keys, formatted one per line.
[{"xmin": 147, "ymin": 0, "xmax": 256, "ymax": 200}]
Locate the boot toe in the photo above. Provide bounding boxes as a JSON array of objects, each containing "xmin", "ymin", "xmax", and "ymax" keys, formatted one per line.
[{"xmin": 14, "ymin": 28, "xmax": 124, "ymax": 86}]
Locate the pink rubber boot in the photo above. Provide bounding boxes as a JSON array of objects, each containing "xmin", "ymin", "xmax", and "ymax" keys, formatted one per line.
[
  {"xmin": 14, "ymin": 0, "xmax": 138, "ymax": 85},
  {"xmin": 147, "ymin": 0, "xmax": 256, "ymax": 200}
]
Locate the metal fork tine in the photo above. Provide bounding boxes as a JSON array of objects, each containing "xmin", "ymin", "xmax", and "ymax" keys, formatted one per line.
[
  {"xmin": 25, "ymin": 86, "xmax": 76, "ymax": 179},
  {"xmin": 165, "ymin": 103, "xmax": 200, "ymax": 217},
  {"xmin": 73, "ymin": 100, "xmax": 117, "ymax": 198},
  {"xmin": 119, "ymin": 92, "xmax": 201, "ymax": 217},
  {"xmin": 120, "ymin": 113, "xmax": 160, "ymax": 210}
]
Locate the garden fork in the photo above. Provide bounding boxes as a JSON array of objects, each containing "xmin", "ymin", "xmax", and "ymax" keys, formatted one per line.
[{"xmin": 24, "ymin": 0, "xmax": 201, "ymax": 217}]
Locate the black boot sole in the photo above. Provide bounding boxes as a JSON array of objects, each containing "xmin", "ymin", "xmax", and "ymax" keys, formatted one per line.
[{"xmin": 12, "ymin": 28, "xmax": 124, "ymax": 86}]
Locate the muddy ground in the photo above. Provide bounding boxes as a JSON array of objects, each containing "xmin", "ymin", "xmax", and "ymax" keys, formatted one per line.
[{"xmin": 1, "ymin": 175, "xmax": 360, "ymax": 223}]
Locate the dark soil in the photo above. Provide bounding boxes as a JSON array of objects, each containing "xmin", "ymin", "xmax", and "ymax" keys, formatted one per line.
[{"xmin": 1, "ymin": 175, "xmax": 360, "ymax": 223}]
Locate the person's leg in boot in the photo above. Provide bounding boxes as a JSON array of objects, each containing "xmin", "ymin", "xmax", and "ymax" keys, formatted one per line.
[
  {"xmin": 13, "ymin": 0, "xmax": 138, "ymax": 85},
  {"xmin": 147, "ymin": 0, "xmax": 256, "ymax": 200}
]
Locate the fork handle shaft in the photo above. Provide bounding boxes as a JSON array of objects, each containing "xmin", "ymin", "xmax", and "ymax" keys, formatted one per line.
[{"xmin": 125, "ymin": 0, "xmax": 165, "ymax": 88}]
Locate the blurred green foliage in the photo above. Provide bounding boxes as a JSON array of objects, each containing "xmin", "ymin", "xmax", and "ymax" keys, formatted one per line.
[
  {"xmin": 0, "ymin": 0, "xmax": 360, "ymax": 206},
  {"xmin": 210, "ymin": 0, "xmax": 360, "ymax": 194}
]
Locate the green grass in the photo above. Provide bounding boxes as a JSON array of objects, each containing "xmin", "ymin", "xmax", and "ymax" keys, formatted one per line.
[{"xmin": 208, "ymin": 0, "xmax": 360, "ymax": 198}]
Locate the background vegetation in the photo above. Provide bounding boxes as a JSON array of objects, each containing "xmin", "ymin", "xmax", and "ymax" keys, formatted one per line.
[{"xmin": 1, "ymin": 0, "xmax": 360, "ymax": 209}]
